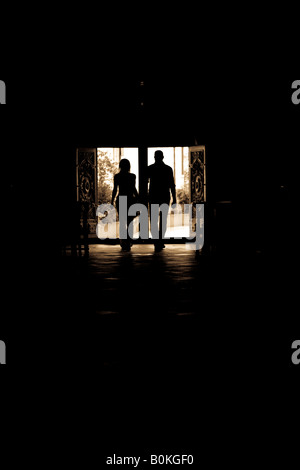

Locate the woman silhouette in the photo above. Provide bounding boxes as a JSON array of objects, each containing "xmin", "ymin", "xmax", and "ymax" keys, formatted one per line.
[{"xmin": 111, "ymin": 158, "xmax": 139, "ymax": 251}]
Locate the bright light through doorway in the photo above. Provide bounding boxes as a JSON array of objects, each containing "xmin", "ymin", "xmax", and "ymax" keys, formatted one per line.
[{"xmin": 97, "ymin": 147, "xmax": 191, "ymax": 239}]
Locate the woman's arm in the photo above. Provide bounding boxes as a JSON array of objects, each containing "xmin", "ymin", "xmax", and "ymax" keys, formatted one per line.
[{"xmin": 111, "ymin": 175, "xmax": 118, "ymax": 205}]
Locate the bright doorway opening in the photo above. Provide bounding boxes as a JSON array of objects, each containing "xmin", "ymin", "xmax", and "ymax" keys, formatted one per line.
[
  {"xmin": 75, "ymin": 145, "xmax": 205, "ymax": 244},
  {"xmin": 96, "ymin": 147, "xmax": 192, "ymax": 239}
]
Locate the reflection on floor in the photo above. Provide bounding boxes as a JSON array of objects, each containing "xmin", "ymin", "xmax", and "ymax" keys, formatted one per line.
[
  {"xmin": 89, "ymin": 244, "xmax": 200, "ymax": 317},
  {"xmin": 53, "ymin": 244, "xmax": 294, "ymax": 371}
]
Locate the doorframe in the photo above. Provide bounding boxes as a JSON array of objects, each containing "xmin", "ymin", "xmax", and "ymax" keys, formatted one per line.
[{"xmin": 75, "ymin": 145, "xmax": 207, "ymax": 246}]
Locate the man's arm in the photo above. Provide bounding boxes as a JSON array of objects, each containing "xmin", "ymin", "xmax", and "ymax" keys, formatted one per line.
[
  {"xmin": 133, "ymin": 175, "xmax": 139, "ymax": 199},
  {"xmin": 170, "ymin": 168, "xmax": 176, "ymax": 204}
]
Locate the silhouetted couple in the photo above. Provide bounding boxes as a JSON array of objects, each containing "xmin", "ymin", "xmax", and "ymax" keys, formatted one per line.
[{"xmin": 111, "ymin": 150, "xmax": 176, "ymax": 252}]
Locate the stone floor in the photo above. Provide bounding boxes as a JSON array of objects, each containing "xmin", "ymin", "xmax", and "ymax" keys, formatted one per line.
[
  {"xmin": 5, "ymin": 243, "xmax": 297, "ymax": 454},
  {"xmin": 48, "ymin": 244, "xmax": 298, "ymax": 376}
]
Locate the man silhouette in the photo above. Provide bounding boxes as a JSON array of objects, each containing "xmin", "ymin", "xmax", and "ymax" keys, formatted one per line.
[{"xmin": 148, "ymin": 150, "xmax": 176, "ymax": 251}]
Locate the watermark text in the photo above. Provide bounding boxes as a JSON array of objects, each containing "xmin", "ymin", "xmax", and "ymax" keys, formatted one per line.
[
  {"xmin": 291, "ymin": 340, "xmax": 300, "ymax": 365},
  {"xmin": 96, "ymin": 198, "xmax": 204, "ymax": 251},
  {"xmin": 0, "ymin": 340, "xmax": 6, "ymax": 364},
  {"xmin": 291, "ymin": 80, "xmax": 300, "ymax": 105},
  {"xmin": 0, "ymin": 80, "xmax": 6, "ymax": 104}
]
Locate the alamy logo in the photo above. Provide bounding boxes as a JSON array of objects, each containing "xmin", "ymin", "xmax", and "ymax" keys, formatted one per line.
[
  {"xmin": 96, "ymin": 198, "xmax": 204, "ymax": 250},
  {"xmin": 0, "ymin": 340, "xmax": 6, "ymax": 364},
  {"xmin": 0, "ymin": 80, "xmax": 6, "ymax": 104}
]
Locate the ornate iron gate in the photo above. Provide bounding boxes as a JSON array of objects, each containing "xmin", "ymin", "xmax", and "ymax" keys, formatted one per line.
[
  {"xmin": 190, "ymin": 146, "xmax": 206, "ymax": 204},
  {"xmin": 189, "ymin": 146, "xmax": 206, "ymax": 248},
  {"xmin": 76, "ymin": 148, "xmax": 98, "ymax": 234}
]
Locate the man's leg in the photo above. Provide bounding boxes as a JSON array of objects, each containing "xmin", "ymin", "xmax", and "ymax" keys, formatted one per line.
[
  {"xmin": 158, "ymin": 202, "xmax": 169, "ymax": 249},
  {"xmin": 149, "ymin": 202, "xmax": 159, "ymax": 246}
]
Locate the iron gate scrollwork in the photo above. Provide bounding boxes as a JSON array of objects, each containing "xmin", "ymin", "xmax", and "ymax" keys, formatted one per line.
[
  {"xmin": 76, "ymin": 148, "xmax": 97, "ymax": 233},
  {"xmin": 190, "ymin": 147, "xmax": 206, "ymax": 204},
  {"xmin": 189, "ymin": 146, "xmax": 206, "ymax": 244}
]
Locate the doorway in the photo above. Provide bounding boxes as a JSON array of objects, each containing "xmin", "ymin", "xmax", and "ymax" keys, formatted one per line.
[{"xmin": 76, "ymin": 145, "xmax": 206, "ymax": 242}]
